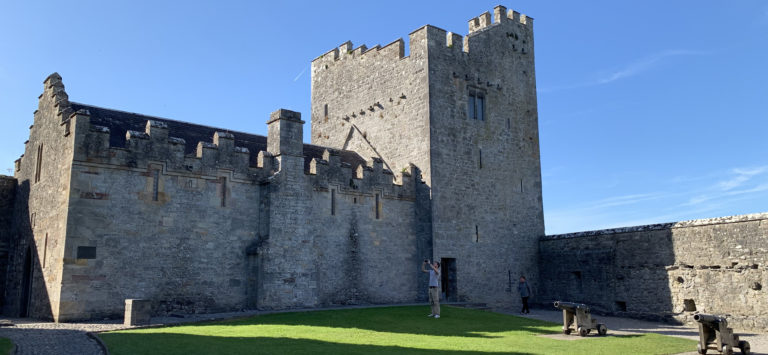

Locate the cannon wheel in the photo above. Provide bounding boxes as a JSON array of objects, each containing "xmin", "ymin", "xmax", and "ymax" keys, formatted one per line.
[
  {"xmin": 578, "ymin": 327, "xmax": 587, "ymax": 337},
  {"xmin": 738, "ymin": 340, "xmax": 750, "ymax": 355},
  {"xmin": 722, "ymin": 345, "xmax": 733, "ymax": 355},
  {"xmin": 597, "ymin": 324, "xmax": 608, "ymax": 336},
  {"xmin": 563, "ymin": 328, "xmax": 571, "ymax": 335},
  {"xmin": 697, "ymin": 343, "xmax": 706, "ymax": 354}
]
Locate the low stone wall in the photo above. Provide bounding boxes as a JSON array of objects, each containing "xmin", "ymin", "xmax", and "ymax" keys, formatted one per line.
[{"xmin": 539, "ymin": 213, "xmax": 768, "ymax": 331}]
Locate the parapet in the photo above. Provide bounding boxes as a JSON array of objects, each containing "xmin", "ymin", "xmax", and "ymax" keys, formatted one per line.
[
  {"xmin": 67, "ymin": 102, "xmax": 271, "ymax": 181},
  {"xmin": 468, "ymin": 5, "xmax": 533, "ymax": 34},
  {"xmin": 312, "ymin": 5, "xmax": 534, "ymax": 70},
  {"xmin": 542, "ymin": 212, "xmax": 768, "ymax": 241},
  {"xmin": 307, "ymin": 148, "xmax": 419, "ymax": 200}
]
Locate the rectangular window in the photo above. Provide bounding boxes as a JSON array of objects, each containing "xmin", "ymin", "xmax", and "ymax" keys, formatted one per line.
[
  {"xmin": 468, "ymin": 89, "xmax": 486, "ymax": 120},
  {"xmin": 34, "ymin": 144, "xmax": 43, "ymax": 183},
  {"xmin": 220, "ymin": 177, "xmax": 227, "ymax": 207},
  {"xmin": 152, "ymin": 169, "xmax": 160, "ymax": 201},
  {"xmin": 331, "ymin": 189, "xmax": 336, "ymax": 216},
  {"xmin": 375, "ymin": 193, "xmax": 381, "ymax": 219},
  {"xmin": 77, "ymin": 246, "xmax": 97, "ymax": 259}
]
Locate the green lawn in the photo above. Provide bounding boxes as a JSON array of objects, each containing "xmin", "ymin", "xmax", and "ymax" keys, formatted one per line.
[
  {"xmin": 0, "ymin": 337, "xmax": 12, "ymax": 355},
  {"xmin": 99, "ymin": 306, "xmax": 696, "ymax": 355}
]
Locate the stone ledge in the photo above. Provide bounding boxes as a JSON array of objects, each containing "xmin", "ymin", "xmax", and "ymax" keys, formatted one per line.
[{"xmin": 542, "ymin": 212, "xmax": 768, "ymax": 240}]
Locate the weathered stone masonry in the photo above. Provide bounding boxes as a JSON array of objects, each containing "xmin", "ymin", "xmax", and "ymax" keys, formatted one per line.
[
  {"xmin": 5, "ymin": 72, "xmax": 430, "ymax": 321},
  {"xmin": 539, "ymin": 213, "xmax": 768, "ymax": 331},
  {"xmin": 311, "ymin": 5, "xmax": 544, "ymax": 305},
  {"xmin": 6, "ymin": 5, "xmax": 762, "ymax": 329}
]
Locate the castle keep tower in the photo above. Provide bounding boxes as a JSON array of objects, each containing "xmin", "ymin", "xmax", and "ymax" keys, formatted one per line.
[{"xmin": 311, "ymin": 6, "xmax": 544, "ymax": 305}]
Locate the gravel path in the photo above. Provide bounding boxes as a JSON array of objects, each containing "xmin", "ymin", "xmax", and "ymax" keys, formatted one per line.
[
  {"xmin": 500, "ymin": 308, "xmax": 768, "ymax": 355},
  {"xmin": 0, "ymin": 306, "xmax": 764, "ymax": 354}
]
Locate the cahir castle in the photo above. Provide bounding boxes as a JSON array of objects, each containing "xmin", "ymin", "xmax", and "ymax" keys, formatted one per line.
[{"xmin": 1, "ymin": 6, "xmax": 766, "ymax": 330}]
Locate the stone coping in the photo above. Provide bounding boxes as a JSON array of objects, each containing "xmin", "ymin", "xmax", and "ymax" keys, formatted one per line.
[{"xmin": 543, "ymin": 212, "xmax": 768, "ymax": 240}]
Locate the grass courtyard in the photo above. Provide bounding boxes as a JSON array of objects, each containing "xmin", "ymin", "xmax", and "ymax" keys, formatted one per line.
[{"xmin": 98, "ymin": 306, "xmax": 696, "ymax": 355}]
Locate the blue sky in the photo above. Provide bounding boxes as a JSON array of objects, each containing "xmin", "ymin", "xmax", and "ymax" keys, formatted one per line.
[{"xmin": 1, "ymin": 1, "xmax": 766, "ymax": 234}]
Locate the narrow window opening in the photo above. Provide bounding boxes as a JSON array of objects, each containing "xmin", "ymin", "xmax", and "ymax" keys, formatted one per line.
[
  {"xmin": 220, "ymin": 177, "xmax": 227, "ymax": 207},
  {"xmin": 615, "ymin": 301, "xmax": 627, "ymax": 312},
  {"xmin": 152, "ymin": 169, "xmax": 160, "ymax": 201},
  {"xmin": 375, "ymin": 193, "xmax": 381, "ymax": 219},
  {"xmin": 507, "ymin": 118, "xmax": 511, "ymax": 130},
  {"xmin": 77, "ymin": 246, "xmax": 97, "ymax": 259},
  {"xmin": 34, "ymin": 144, "xmax": 43, "ymax": 183},
  {"xmin": 324, "ymin": 104, "xmax": 328, "ymax": 118},
  {"xmin": 683, "ymin": 299, "xmax": 697, "ymax": 312},
  {"xmin": 572, "ymin": 271, "xmax": 582, "ymax": 280},
  {"xmin": 353, "ymin": 197, "xmax": 357, "ymax": 204},
  {"xmin": 475, "ymin": 225, "xmax": 479, "ymax": 242},
  {"xmin": 520, "ymin": 179, "xmax": 524, "ymax": 193},
  {"xmin": 42, "ymin": 233, "xmax": 48, "ymax": 268},
  {"xmin": 331, "ymin": 189, "xmax": 336, "ymax": 216},
  {"xmin": 479, "ymin": 149, "xmax": 483, "ymax": 169},
  {"xmin": 468, "ymin": 89, "xmax": 486, "ymax": 120}
]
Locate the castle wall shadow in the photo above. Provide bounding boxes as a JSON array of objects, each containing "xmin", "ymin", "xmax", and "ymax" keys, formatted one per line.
[{"xmin": 3, "ymin": 179, "xmax": 53, "ymax": 319}]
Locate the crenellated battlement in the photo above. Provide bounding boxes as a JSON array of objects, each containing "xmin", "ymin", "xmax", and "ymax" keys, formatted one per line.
[
  {"xmin": 312, "ymin": 37, "xmax": 406, "ymax": 70},
  {"xmin": 312, "ymin": 5, "xmax": 533, "ymax": 72},
  {"xmin": 68, "ymin": 107, "xmax": 268, "ymax": 181},
  {"xmin": 307, "ymin": 148, "xmax": 419, "ymax": 200},
  {"xmin": 468, "ymin": 5, "xmax": 533, "ymax": 34}
]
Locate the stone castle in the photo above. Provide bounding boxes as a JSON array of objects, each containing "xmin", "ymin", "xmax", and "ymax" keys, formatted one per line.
[{"xmin": 1, "ymin": 5, "xmax": 766, "ymax": 330}]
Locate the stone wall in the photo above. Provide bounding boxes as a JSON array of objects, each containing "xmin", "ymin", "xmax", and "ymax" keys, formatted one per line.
[
  {"xmin": 4, "ymin": 73, "xmax": 76, "ymax": 320},
  {"xmin": 310, "ymin": 6, "xmax": 544, "ymax": 308},
  {"xmin": 0, "ymin": 176, "xmax": 17, "ymax": 310},
  {"xmin": 310, "ymin": 27, "xmax": 432, "ymax": 183},
  {"xmin": 426, "ymin": 6, "xmax": 543, "ymax": 306},
  {"xmin": 539, "ymin": 213, "xmax": 768, "ymax": 331},
  {"xmin": 38, "ymin": 100, "xmax": 428, "ymax": 321},
  {"xmin": 257, "ymin": 112, "xmax": 430, "ymax": 309}
]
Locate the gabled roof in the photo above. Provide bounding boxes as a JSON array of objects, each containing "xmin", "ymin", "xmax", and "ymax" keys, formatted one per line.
[{"xmin": 70, "ymin": 103, "xmax": 367, "ymax": 172}]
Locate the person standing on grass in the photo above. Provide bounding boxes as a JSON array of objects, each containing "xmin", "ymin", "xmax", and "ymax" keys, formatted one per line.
[
  {"xmin": 421, "ymin": 259, "xmax": 441, "ymax": 318},
  {"xmin": 518, "ymin": 276, "xmax": 531, "ymax": 314}
]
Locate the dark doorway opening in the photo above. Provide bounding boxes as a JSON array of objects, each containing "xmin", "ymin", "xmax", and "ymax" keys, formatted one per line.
[
  {"xmin": 441, "ymin": 258, "xmax": 457, "ymax": 302},
  {"xmin": 20, "ymin": 246, "xmax": 33, "ymax": 317}
]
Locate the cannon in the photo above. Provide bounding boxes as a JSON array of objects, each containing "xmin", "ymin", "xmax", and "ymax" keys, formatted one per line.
[
  {"xmin": 693, "ymin": 313, "xmax": 750, "ymax": 355},
  {"xmin": 553, "ymin": 301, "xmax": 607, "ymax": 337}
]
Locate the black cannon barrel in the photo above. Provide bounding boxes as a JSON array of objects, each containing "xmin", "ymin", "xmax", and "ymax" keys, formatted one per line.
[
  {"xmin": 693, "ymin": 313, "xmax": 725, "ymax": 325},
  {"xmin": 553, "ymin": 301, "xmax": 590, "ymax": 312}
]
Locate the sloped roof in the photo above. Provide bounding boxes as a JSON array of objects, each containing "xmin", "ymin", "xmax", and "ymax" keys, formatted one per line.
[{"xmin": 70, "ymin": 103, "xmax": 366, "ymax": 172}]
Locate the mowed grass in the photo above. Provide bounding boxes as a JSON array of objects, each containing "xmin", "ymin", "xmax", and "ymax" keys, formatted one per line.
[
  {"xmin": 99, "ymin": 306, "xmax": 696, "ymax": 355},
  {"xmin": 0, "ymin": 338, "xmax": 11, "ymax": 355}
]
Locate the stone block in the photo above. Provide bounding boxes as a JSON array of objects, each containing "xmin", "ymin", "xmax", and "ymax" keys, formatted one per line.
[{"xmin": 124, "ymin": 299, "xmax": 152, "ymax": 326}]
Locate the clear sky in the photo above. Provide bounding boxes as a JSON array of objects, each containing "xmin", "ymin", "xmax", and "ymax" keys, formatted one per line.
[{"xmin": 1, "ymin": 1, "xmax": 766, "ymax": 234}]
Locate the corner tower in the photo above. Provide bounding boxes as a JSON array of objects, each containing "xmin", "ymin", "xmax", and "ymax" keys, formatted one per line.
[{"xmin": 311, "ymin": 5, "xmax": 543, "ymax": 306}]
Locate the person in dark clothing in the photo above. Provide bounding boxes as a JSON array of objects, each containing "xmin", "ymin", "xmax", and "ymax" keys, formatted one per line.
[{"xmin": 518, "ymin": 276, "xmax": 531, "ymax": 314}]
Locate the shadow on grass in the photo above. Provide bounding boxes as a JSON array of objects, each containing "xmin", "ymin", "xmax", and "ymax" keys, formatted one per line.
[
  {"xmin": 202, "ymin": 306, "xmax": 559, "ymax": 338},
  {"xmin": 99, "ymin": 333, "xmax": 534, "ymax": 355}
]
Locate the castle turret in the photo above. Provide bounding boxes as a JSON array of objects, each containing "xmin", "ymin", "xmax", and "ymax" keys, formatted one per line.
[
  {"xmin": 309, "ymin": 5, "xmax": 543, "ymax": 308},
  {"xmin": 267, "ymin": 108, "xmax": 305, "ymax": 175}
]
